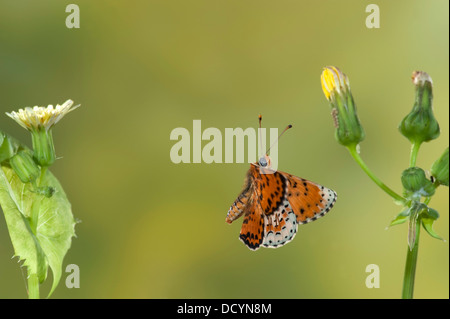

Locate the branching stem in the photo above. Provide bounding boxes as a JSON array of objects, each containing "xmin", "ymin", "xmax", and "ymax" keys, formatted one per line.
[{"xmin": 347, "ymin": 145, "xmax": 406, "ymax": 203}]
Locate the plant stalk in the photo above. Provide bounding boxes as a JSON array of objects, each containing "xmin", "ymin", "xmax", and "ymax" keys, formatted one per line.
[
  {"xmin": 402, "ymin": 216, "xmax": 421, "ymax": 299},
  {"xmin": 27, "ymin": 167, "xmax": 47, "ymax": 298},
  {"xmin": 410, "ymin": 142, "xmax": 422, "ymax": 167},
  {"xmin": 27, "ymin": 272, "xmax": 39, "ymax": 299},
  {"xmin": 29, "ymin": 167, "xmax": 46, "ymax": 234},
  {"xmin": 347, "ymin": 145, "xmax": 406, "ymax": 203}
]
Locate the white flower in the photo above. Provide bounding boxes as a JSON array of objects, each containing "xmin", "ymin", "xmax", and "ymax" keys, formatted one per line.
[{"xmin": 6, "ymin": 99, "xmax": 80, "ymax": 131}]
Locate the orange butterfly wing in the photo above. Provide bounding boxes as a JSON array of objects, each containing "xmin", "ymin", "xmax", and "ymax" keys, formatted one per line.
[
  {"xmin": 226, "ymin": 168, "xmax": 264, "ymax": 250},
  {"xmin": 281, "ymin": 172, "xmax": 337, "ymax": 224},
  {"xmin": 248, "ymin": 164, "xmax": 286, "ymax": 215},
  {"xmin": 238, "ymin": 192, "xmax": 265, "ymax": 250},
  {"xmin": 226, "ymin": 173, "xmax": 253, "ymax": 224}
]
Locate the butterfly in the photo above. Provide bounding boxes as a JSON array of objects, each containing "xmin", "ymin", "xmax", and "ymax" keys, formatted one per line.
[{"xmin": 226, "ymin": 116, "xmax": 337, "ymax": 250}]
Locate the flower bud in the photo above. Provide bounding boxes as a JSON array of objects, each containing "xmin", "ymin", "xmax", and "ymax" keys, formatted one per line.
[
  {"xmin": 399, "ymin": 71, "xmax": 440, "ymax": 144},
  {"xmin": 31, "ymin": 128, "xmax": 56, "ymax": 167},
  {"xmin": 0, "ymin": 132, "xmax": 19, "ymax": 163},
  {"xmin": 430, "ymin": 147, "xmax": 449, "ymax": 187},
  {"xmin": 321, "ymin": 66, "xmax": 365, "ymax": 147},
  {"xmin": 9, "ymin": 150, "xmax": 40, "ymax": 184},
  {"xmin": 401, "ymin": 167, "xmax": 435, "ymax": 198}
]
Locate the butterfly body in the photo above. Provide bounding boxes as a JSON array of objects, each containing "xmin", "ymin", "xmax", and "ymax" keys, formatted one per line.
[{"xmin": 227, "ymin": 159, "xmax": 337, "ymax": 250}]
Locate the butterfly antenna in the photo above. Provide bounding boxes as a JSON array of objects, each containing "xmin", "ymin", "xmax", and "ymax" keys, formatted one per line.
[
  {"xmin": 258, "ymin": 114, "xmax": 263, "ymax": 158},
  {"xmin": 266, "ymin": 124, "xmax": 292, "ymax": 155}
]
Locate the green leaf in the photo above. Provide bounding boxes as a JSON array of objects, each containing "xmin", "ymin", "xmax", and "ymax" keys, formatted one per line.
[
  {"xmin": 389, "ymin": 208, "xmax": 411, "ymax": 226},
  {"xmin": 422, "ymin": 207, "xmax": 444, "ymax": 241},
  {"xmin": 425, "ymin": 207, "xmax": 440, "ymax": 220},
  {"xmin": 0, "ymin": 165, "xmax": 76, "ymax": 297}
]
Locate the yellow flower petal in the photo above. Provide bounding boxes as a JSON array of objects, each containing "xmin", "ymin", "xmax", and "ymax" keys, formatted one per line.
[{"xmin": 320, "ymin": 66, "xmax": 350, "ymax": 101}]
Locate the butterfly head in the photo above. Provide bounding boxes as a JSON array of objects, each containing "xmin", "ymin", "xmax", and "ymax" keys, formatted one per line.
[{"xmin": 258, "ymin": 154, "xmax": 272, "ymax": 168}]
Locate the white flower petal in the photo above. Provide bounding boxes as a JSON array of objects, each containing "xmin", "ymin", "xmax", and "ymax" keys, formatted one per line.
[{"xmin": 6, "ymin": 99, "xmax": 79, "ymax": 131}]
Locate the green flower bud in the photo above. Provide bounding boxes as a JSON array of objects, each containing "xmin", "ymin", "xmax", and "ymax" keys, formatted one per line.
[
  {"xmin": 430, "ymin": 147, "xmax": 449, "ymax": 187},
  {"xmin": 321, "ymin": 66, "xmax": 365, "ymax": 147},
  {"xmin": 401, "ymin": 167, "xmax": 435, "ymax": 198},
  {"xmin": 9, "ymin": 150, "xmax": 40, "ymax": 184},
  {"xmin": 31, "ymin": 128, "xmax": 56, "ymax": 167},
  {"xmin": 0, "ymin": 132, "xmax": 20, "ymax": 163},
  {"xmin": 399, "ymin": 71, "xmax": 440, "ymax": 144}
]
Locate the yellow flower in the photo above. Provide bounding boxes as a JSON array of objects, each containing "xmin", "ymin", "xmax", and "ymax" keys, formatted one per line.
[
  {"xmin": 6, "ymin": 99, "xmax": 79, "ymax": 132},
  {"xmin": 321, "ymin": 66, "xmax": 350, "ymax": 101},
  {"xmin": 320, "ymin": 66, "xmax": 365, "ymax": 147}
]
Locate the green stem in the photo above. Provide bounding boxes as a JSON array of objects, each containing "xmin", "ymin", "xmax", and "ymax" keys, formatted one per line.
[
  {"xmin": 39, "ymin": 167, "xmax": 47, "ymax": 186},
  {"xmin": 402, "ymin": 140, "xmax": 427, "ymax": 299},
  {"xmin": 29, "ymin": 200, "xmax": 40, "ymax": 234},
  {"xmin": 27, "ymin": 272, "xmax": 40, "ymax": 299},
  {"xmin": 402, "ymin": 216, "xmax": 421, "ymax": 299},
  {"xmin": 347, "ymin": 145, "xmax": 406, "ymax": 203},
  {"xmin": 410, "ymin": 142, "xmax": 422, "ymax": 167},
  {"xmin": 29, "ymin": 167, "xmax": 46, "ymax": 234}
]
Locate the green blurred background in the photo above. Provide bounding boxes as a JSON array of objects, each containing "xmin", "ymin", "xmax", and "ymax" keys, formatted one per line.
[{"xmin": 0, "ymin": 0, "xmax": 448, "ymax": 299}]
